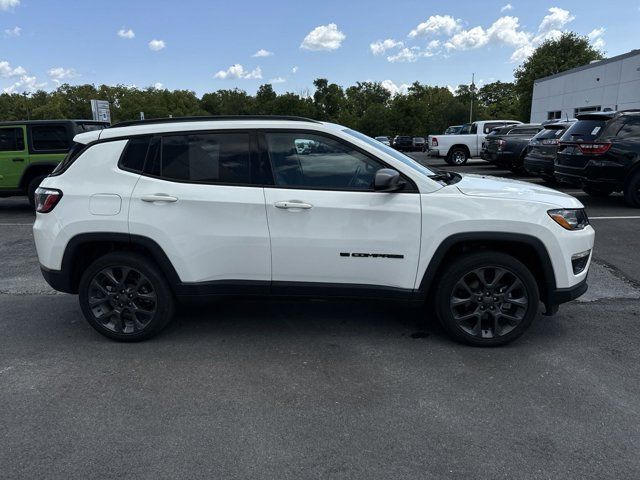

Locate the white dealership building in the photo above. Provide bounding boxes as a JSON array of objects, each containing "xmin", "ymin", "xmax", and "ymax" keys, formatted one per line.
[{"xmin": 530, "ymin": 49, "xmax": 640, "ymax": 123}]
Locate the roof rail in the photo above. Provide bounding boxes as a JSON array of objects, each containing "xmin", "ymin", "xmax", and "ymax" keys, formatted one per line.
[{"xmin": 109, "ymin": 115, "xmax": 322, "ymax": 128}]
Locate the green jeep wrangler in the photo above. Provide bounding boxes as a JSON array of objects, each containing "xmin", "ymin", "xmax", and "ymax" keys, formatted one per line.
[{"xmin": 0, "ymin": 120, "xmax": 109, "ymax": 206}]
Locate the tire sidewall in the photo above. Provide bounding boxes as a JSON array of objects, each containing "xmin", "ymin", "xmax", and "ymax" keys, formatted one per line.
[
  {"xmin": 435, "ymin": 252, "xmax": 540, "ymax": 347},
  {"xmin": 624, "ymin": 172, "xmax": 640, "ymax": 207},
  {"xmin": 78, "ymin": 252, "xmax": 174, "ymax": 342},
  {"xmin": 448, "ymin": 148, "xmax": 468, "ymax": 165}
]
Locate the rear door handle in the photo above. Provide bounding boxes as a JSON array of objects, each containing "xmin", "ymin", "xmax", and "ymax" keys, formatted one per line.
[
  {"xmin": 11, "ymin": 158, "xmax": 24, "ymax": 162},
  {"xmin": 274, "ymin": 201, "xmax": 313, "ymax": 210},
  {"xmin": 141, "ymin": 194, "xmax": 178, "ymax": 203}
]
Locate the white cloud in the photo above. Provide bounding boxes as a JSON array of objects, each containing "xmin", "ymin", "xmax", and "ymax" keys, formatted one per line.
[
  {"xmin": 269, "ymin": 77, "xmax": 286, "ymax": 84},
  {"xmin": 252, "ymin": 49, "xmax": 273, "ymax": 57},
  {"xmin": 153, "ymin": 82, "xmax": 164, "ymax": 89},
  {"xmin": 3, "ymin": 74, "xmax": 46, "ymax": 94},
  {"xmin": 117, "ymin": 28, "xmax": 135, "ymax": 39},
  {"xmin": 4, "ymin": 26, "xmax": 21, "ymax": 37},
  {"xmin": 214, "ymin": 64, "xmax": 263, "ymax": 80},
  {"xmin": 370, "ymin": 38, "xmax": 403, "ymax": 55},
  {"xmin": 291, "ymin": 66, "xmax": 299, "ymax": 74},
  {"xmin": 0, "ymin": 0, "xmax": 20, "ymax": 11},
  {"xmin": 0, "ymin": 60, "xmax": 26, "ymax": 78},
  {"xmin": 387, "ymin": 47, "xmax": 420, "ymax": 63},
  {"xmin": 381, "ymin": 80, "xmax": 410, "ymax": 96},
  {"xmin": 538, "ymin": 7, "xmax": 575, "ymax": 32},
  {"xmin": 148, "ymin": 39, "xmax": 166, "ymax": 51},
  {"xmin": 48, "ymin": 67, "xmax": 78, "ymax": 80},
  {"xmin": 300, "ymin": 23, "xmax": 345, "ymax": 51},
  {"xmin": 588, "ymin": 27, "xmax": 605, "ymax": 50},
  {"xmin": 501, "ymin": 3, "xmax": 513, "ymax": 12},
  {"xmin": 409, "ymin": 15, "xmax": 461, "ymax": 38}
]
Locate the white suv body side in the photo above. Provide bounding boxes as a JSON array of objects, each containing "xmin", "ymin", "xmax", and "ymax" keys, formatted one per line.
[{"xmin": 33, "ymin": 118, "xmax": 594, "ymax": 344}]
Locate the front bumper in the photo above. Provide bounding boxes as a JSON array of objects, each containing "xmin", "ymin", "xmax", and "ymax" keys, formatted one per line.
[{"xmin": 544, "ymin": 278, "xmax": 588, "ymax": 315}]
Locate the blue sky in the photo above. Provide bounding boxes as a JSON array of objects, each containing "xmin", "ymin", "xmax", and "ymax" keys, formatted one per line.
[{"xmin": 1, "ymin": 0, "xmax": 638, "ymax": 96}]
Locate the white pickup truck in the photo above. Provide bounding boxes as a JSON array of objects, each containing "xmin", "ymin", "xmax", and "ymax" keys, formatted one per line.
[{"xmin": 427, "ymin": 120, "xmax": 522, "ymax": 165}]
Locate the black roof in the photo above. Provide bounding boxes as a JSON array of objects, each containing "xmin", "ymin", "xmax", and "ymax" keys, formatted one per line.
[
  {"xmin": 110, "ymin": 115, "xmax": 321, "ymax": 128},
  {"xmin": 0, "ymin": 119, "xmax": 109, "ymax": 127}
]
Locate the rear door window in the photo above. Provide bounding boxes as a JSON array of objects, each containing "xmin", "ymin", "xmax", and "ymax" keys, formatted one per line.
[
  {"xmin": 615, "ymin": 118, "xmax": 640, "ymax": 139},
  {"xmin": 158, "ymin": 132, "xmax": 252, "ymax": 184},
  {"xmin": 120, "ymin": 137, "xmax": 151, "ymax": 173},
  {"xmin": 0, "ymin": 127, "xmax": 25, "ymax": 151},
  {"xmin": 560, "ymin": 120, "xmax": 608, "ymax": 142},
  {"xmin": 31, "ymin": 125, "xmax": 71, "ymax": 151}
]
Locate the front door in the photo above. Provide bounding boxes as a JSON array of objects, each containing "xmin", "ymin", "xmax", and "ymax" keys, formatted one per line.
[
  {"xmin": 0, "ymin": 126, "xmax": 27, "ymax": 189},
  {"xmin": 261, "ymin": 131, "xmax": 422, "ymax": 291}
]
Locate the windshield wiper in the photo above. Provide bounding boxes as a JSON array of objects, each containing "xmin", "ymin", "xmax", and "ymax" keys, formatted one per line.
[{"xmin": 428, "ymin": 169, "xmax": 459, "ymax": 185}]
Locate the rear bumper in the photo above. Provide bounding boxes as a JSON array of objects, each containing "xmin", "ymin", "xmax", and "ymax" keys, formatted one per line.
[
  {"xmin": 40, "ymin": 265, "xmax": 75, "ymax": 294},
  {"xmin": 554, "ymin": 157, "xmax": 626, "ymax": 189},
  {"xmin": 524, "ymin": 156, "xmax": 554, "ymax": 177},
  {"xmin": 427, "ymin": 148, "xmax": 440, "ymax": 157}
]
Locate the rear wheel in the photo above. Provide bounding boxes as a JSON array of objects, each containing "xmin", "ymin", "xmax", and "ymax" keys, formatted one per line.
[
  {"xmin": 583, "ymin": 186, "xmax": 614, "ymax": 197},
  {"xmin": 435, "ymin": 252, "xmax": 539, "ymax": 347},
  {"xmin": 79, "ymin": 252, "xmax": 175, "ymax": 341},
  {"xmin": 27, "ymin": 175, "xmax": 47, "ymax": 208},
  {"xmin": 624, "ymin": 172, "xmax": 640, "ymax": 207},
  {"xmin": 446, "ymin": 147, "xmax": 468, "ymax": 166}
]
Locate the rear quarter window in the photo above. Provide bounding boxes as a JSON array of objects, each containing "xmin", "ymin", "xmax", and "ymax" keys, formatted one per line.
[
  {"xmin": 119, "ymin": 137, "xmax": 151, "ymax": 173},
  {"xmin": 31, "ymin": 124, "xmax": 71, "ymax": 151}
]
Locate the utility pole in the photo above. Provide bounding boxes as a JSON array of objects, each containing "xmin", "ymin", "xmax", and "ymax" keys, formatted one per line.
[
  {"xmin": 469, "ymin": 73, "xmax": 475, "ymax": 123},
  {"xmin": 22, "ymin": 91, "xmax": 30, "ymax": 120}
]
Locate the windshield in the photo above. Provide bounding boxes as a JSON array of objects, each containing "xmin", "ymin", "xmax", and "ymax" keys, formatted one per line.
[{"xmin": 343, "ymin": 129, "xmax": 434, "ymax": 176}]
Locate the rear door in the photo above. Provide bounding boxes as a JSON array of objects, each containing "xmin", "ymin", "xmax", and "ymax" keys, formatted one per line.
[
  {"xmin": 261, "ymin": 130, "xmax": 422, "ymax": 291},
  {"xmin": 0, "ymin": 125, "xmax": 27, "ymax": 188},
  {"xmin": 128, "ymin": 130, "xmax": 271, "ymax": 288}
]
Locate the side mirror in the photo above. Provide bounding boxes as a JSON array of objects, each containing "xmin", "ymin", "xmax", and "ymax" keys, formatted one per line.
[{"xmin": 374, "ymin": 168, "xmax": 405, "ymax": 192}]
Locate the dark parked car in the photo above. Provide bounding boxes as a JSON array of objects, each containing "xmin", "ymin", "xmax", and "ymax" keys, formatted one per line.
[
  {"xmin": 392, "ymin": 135, "xmax": 413, "ymax": 152},
  {"xmin": 413, "ymin": 136, "xmax": 426, "ymax": 152},
  {"xmin": 523, "ymin": 121, "xmax": 575, "ymax": 182},
  {"xmin": 482, "ymin": 124, "xmax": 543, "ymax": 172},
  {"xmin": 555, "ymin": 110, "xmax": 640, "ymax": 206}
]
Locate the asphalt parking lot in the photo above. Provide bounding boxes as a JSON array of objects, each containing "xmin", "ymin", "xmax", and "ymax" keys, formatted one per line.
[{"xmin": 2, "ymin": 160, "xmax": 640, "ymax": 479}]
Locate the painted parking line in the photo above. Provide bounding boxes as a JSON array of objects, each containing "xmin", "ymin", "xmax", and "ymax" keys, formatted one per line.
[{"xmin": 589, "ymin": 216, "xmax": 640, "ymax": 220}]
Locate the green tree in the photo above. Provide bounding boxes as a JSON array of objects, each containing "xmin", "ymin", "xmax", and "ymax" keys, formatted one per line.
[
  {"xmin": 514, "ymin": 32, "xmax": 603, "ymax": 121},
  {"xmin": 312, "ymin": 78, "xmax": 345, "ymax": 121},
  {"xmin": 477, "ymin": 81, "xmax": 520, "ymax": 120}
]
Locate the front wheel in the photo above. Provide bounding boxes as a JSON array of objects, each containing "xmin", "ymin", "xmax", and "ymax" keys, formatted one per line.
[
  {"xmin": 79, "ymin": 252, "xmax": 175, "ymax": 341},
  {"xmin": 435, "ymin": 252, "xmax": 540, "ymax": 346},
  {"xmin": 446, "ymin": 147, "xmax": 468, "ymax": 166}
]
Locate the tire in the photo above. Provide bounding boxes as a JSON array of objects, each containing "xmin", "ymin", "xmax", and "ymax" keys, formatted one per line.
[
  {"xmin": 624, "ymin": 172, "xmax": 640, "ymax": 207},
  {"xmin": 583, "ymin": 186, "xmax": 614, "ymax": 197},
  {"xmin": 27, "ymin": 174, "xmax": 47, "ymax": 208},
  {"xmin": 435, "ymin": 252, "xmax": 540, "ymax": 347},
  {"xmin": 446, "ymin": 147, "xmax": 468, "ymax": 166},
  {"xmin": 78, "ymin": 252, "xmax": 175, "ymax": 342}
]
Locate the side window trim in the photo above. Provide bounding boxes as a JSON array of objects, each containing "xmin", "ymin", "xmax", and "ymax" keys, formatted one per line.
[{"xmin": 258, "ymin": 128, "xmax": 418, "ymax": 193}]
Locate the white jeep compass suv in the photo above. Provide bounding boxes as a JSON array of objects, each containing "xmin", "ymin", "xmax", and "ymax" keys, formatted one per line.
[{"xmin": 33, "ymin": 116, "xmax": 594, "ymax": 346}]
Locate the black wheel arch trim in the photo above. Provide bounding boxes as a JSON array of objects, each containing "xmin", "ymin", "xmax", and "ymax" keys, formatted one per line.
[
  {"xmin": 417, "ymin": 232, "xmax": 560, "ymax": 309},
  {"xmin": 18, "ymin": 163, "xmax": 58, "ymax": 190}
]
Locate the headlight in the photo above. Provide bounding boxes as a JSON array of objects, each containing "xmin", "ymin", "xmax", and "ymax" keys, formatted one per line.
[{"xmin": 548, "ymin": 209, "xmax": 589, "ymax": 230}]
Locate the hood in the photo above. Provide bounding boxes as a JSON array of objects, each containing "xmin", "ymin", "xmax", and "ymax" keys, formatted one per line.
[{"xmin": 455, "ymin": 173, "xmax": 583, "ymax": 208}]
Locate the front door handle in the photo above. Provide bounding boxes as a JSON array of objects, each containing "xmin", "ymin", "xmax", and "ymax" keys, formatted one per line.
[
  {"xmin": 11, "ymin": 158, "xmax": 24, "ymax": 162},
  {"xmin": 141, "ymin": 194, "xmax": 178, "ymax": 203},
  {"xmin": 274, "ymin": 201, "xmax": 313, "ymax": 210}
]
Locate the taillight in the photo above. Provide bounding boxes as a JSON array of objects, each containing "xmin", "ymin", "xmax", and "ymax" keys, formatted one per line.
[
  {"xmin": 431, "ymin": 137, "xmax": 438, "ymax": 146},
  {"xmin": 497, "ymin": 139, "xmax": 506, "ymax": 150},
  {"xmin": 577, "ymin": 142, "xmax": 612, "ymax": 155},
  {"xmin": 35, "ymin": 187, "xmax": 63, "ymax": 213}
]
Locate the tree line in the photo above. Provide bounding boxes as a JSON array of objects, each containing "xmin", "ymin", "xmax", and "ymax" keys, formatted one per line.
[{"xmin": 0, "ymin": 33, "xmax": 602, "ymax": 137}]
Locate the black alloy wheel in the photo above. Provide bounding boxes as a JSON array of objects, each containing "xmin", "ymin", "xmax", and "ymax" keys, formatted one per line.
[
  {"xmin": 435, "ymin": 252, "xmax": 539, "ymax": 346},
  {"xmin": 79, "ymin": 252, "xmax": 174, "ymax": 341}
]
